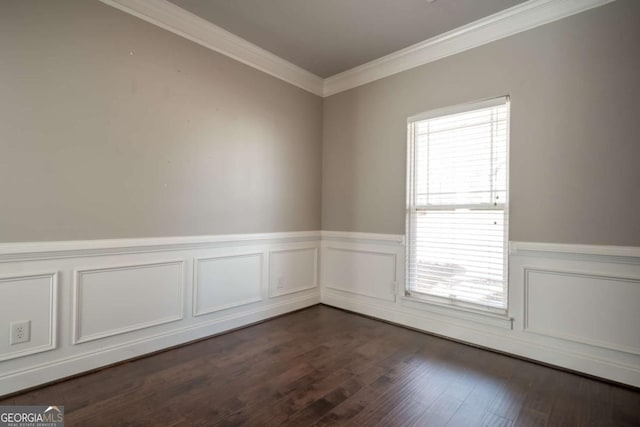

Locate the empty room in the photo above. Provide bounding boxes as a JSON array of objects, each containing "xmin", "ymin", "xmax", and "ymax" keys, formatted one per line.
[{"xmin": 1, "ymin": 0, "xmax": 639, "ymax": 425}]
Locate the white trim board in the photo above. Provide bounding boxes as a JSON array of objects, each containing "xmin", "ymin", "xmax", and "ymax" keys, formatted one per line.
[
  {"xmin": 99, "ymin": 0, "xmax": 615, "ymax": 97},
  {"xmin": 320, "ymin": 230, "xmax": 405, "ymax": 245},
  {"xmin": 510, "ymin": 241, "xmax": 640, "ymax": 259},
  {"xmin": 0, "ymin": 230, "xmax": 321, "ymax": 263}
]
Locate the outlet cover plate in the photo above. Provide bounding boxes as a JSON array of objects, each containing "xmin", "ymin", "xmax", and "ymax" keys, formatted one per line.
[{"xmin": 10, "ymin": 320, "xmax": 31, "ymax": 345}]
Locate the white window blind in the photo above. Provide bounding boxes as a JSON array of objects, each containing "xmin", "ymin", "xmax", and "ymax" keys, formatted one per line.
[{"xmin": 406, "ymin": 97, "xmax": 509, "ymax": 312}]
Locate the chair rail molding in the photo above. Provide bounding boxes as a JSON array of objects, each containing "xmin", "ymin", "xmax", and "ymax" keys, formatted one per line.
[{"xmin": 0, "ymin": 231, "xmax": 322, "ymax": 263}]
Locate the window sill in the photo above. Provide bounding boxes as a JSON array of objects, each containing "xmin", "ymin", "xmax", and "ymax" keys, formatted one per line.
[{"xmin": 399, "ymin": 294, "xmax": 513, "ymax": 330}]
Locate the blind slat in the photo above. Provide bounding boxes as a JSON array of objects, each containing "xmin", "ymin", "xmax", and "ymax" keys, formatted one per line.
[{"xmin": 407, "ymin": 99, "xmax": 509, "ymax": 310}]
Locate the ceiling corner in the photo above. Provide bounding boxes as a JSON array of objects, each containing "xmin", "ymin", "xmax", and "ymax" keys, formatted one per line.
[{"xmin": 100, "ymin": 0, "xmax": 615, "ymax": 98}]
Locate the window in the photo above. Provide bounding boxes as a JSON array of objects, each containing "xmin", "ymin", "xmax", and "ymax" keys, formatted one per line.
[{"xmin": 406, "ymin": 97, "xmax": 509, "ymax": 312}]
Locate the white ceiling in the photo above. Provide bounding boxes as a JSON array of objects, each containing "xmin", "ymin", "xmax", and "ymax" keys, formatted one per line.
[{"xmin": 169, "ymin": 0, "xmax": 527, "ymax": 78}]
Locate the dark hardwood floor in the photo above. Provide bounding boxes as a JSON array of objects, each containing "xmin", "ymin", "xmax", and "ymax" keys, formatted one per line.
[{"xmin": 2, "ymin": 305, "xmax": 639, "ymax": 426}]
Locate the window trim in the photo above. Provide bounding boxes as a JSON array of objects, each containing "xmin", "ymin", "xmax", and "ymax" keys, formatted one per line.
[
  {"xmin": 405, "ymin": 96, "xmax": 511, "ymax": 315},
  {"xmin": 407, "ymin": 96, "xmax": 508, "ymax": 123}
]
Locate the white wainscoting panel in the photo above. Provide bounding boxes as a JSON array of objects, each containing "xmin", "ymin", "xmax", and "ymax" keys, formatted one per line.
[
  {"xmin": 194, "ymin": 253, "xmax": 263, "ymax": 316},
  {"xmin": 269, "ymin": 247, "xmax": 317, "ymax": 297},
  {"xmin": 2, "ymin": 231, "xmax": 639, "ymax": 395},
  {"xmin": 73, "ymin": 261, "xmax": 185, "ymax": 344},
  {"xmin": 0, "ymin": 273, "xmax": 57, "ymax": 362},
  {"xmin": 321, "ymin": 233, "xmax": 640, "ymax": 388},
  {"xmin": 323, "ymin": 246, "xmax": 398, "ymax": 302},
  {"xmin": 0, "ymin": 231, "xmax": 321, "ymax": 397},
  {"xmin": 523, "ymin": 268, "xmax": 640, "ymax": 356}
]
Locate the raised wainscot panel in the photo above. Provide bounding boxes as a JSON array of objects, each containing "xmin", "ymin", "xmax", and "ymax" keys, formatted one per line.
[
  {"xmin": 269, "ymin": 248, "xmax": 318, "ymax": 297},
  {"xmin": 0, "ymin": 272, "xmax": 58, "ymax": 361},
  {"xmin": 524, "ymin": 268, "xmax": 640, "ymax": 355},
  {"xmin": 324, "ymin": 247, "xmax": 397, "ymax": 302},
  {"xmin": 193, "ymin": 253, "xmax": 263, "ymax": 317},
  {"xmin": 73, "ymin": 261, "xmax": 184, "ymax": 344}
]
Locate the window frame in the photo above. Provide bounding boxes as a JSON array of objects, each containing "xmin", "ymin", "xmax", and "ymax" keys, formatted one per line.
[{"xmin": 405, "ymin": 96, "xmax": 511, "ymax": 316}]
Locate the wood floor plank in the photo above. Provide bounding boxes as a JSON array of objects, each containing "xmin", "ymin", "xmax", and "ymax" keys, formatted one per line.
[
  {"xmin": 546, "ymin": 372, "xmax": 589, "ymax": 427},
  {"xmin": 611, "ymin": 384, "xmax": 640, "ymax": 426},
  {"xmin": 411, "ymin": 390, "xmax": 463, "ymax": 427},
  {"xmin": 1, "ymin": 305, "xmax": 638, "ymax": 427},
  {"xmin": 433, "ymin": 400, "xmax": 484, "ymax": 427}
]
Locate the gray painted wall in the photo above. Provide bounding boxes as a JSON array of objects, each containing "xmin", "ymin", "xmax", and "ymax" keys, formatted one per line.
[
  {"xmin": 0, "ymin": 0, "xmax": 323, "ymax": 242},
  {"xmin": 322, "ymin": 0, "xmax": 640, "ymax": 246},
  {"xmin": 2, "ymin": 1, "xmax": 637, "ymax": 246}
]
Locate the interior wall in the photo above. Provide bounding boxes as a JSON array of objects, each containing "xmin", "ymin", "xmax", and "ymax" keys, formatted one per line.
[
  {"xmin": 0, "ymin": 0, "xmax": 323, "ymax": 242},
  {"xmin": 1, "ymin": 0, "xmax": 640, "ymax": 396},
  {"xmin": 321, "ymin": 0, "xmax": 640, "ymax": 246}
]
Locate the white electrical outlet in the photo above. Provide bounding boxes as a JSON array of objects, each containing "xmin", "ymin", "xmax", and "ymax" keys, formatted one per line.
[
  {"xmin": 277, "ymin": 277, "xmax": 284, "ymax": 289},
  {"xmin": 10, "ymin": 320, "xmax": 31, "ymax": 345}
]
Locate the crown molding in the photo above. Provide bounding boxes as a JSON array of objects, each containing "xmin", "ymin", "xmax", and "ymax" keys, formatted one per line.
[
  {"xmin": 323, "ymin": 0, "xmax": 615, "ymax": 96},
  {"xmin": 99, "ymin": 0, "xmax": 324, "ymax": 96},
  {"xmin": 99, "ymin": 0, "xmax": 614, "ymax": 98}
]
